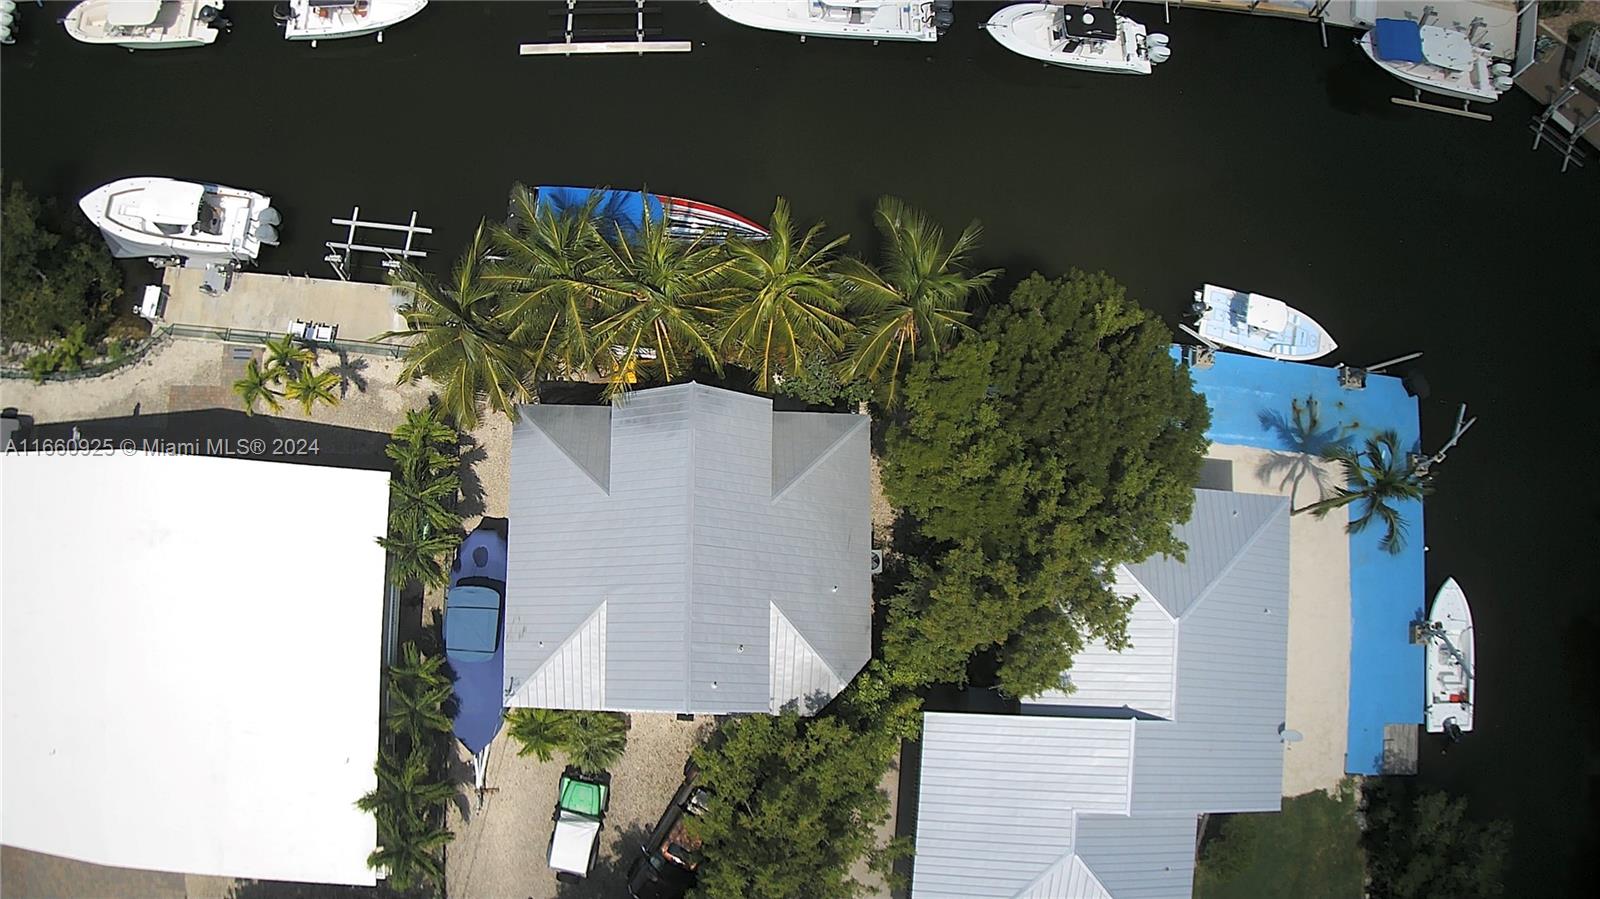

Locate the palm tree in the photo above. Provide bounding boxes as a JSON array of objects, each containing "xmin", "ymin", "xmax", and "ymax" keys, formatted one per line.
[
  {"xmin": 719, "ymin": 198, "xmax": 853, "ymax": 391},
  {"xmin": 563, "ymin": 711, "xmax": 628, "ymax": 775},
  {"xmin": 386, "ymin": 406, "xmax": 460, "ymax": 485},
  {"xmin": 377, "ymin": 529, "xmax": 462, "ymax": 589},
  {"xmin": 487, "ymin": 185, "xmax": 622, "ymax": 382},
  {"xmin": 505, "ymin": 707, "xmax": 570, "ymax": 763},
  {"xmin": 232, "ymin": 359, "xmax": 284, "ymax": 415},
  {"xmin": 389, "ymin": 468, "xmax": 461, "ymax": 537},
  {"xmin": 1296, "ymin": 429, "xmax": 1431, "ymax": 554},
  {"xmin": 835, "ymin": 196, "xmax": 1001, "ymax": 398},
  {"xmin": 263, "ymin": 334, "xmax": 316, "ymax": 374},
  {"xmin": 590, "ymin": 207, "xmax": 737, "ymax": 392},
  {"xmin": 284, "ymin": 365, "xmax": 341, "ymax": 415},
  {"xmin": 356, "ymin": 744, "xmax": 454, "ymax": 891},
  {"xmin": 381, "ymin": 221, "xmax": 532, "ymax": 429},
  {"xmin": 384, "ymin": 643, "xmax": 454, "ymax": 743}
]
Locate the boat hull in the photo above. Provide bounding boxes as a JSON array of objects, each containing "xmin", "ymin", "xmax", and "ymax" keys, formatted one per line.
[
  {"xmin": 984, "ymin": 3, "xmax": 1154, "ymax": 75},
  {"xmin": 78, "ymin": 176, "xmax": 272, "ymax": 265},
  {"xmin": 283, "ymin": 0, "xmax": 428, "ymax": 41},
  {"xmin": 1192, "ymin": 283, "xmax": 1337, "ymax": 361},
  {"xmin": 1424, "ymin": 578, "xmax": 1474, "ymax": 733},
  {"xmin": 1357, "ymin": 30, "xmax": 1500, "ymax": 104},
  {"xmin": 447, "ymin": 524, "xmax": 510, "ymax": 758},
  {"xmin": 63, "ymin": 0, "xmax": 221, "ymax": 50},
  {"xmin": 707, "ymin": 0, "xmax": 939, "ymax": 42},
  {"xmin": 533, "ymin": 185, "xmax": 769, "ymax": 242}
]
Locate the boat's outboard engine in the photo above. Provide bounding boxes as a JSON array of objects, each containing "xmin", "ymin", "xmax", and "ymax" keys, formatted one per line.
[
  {"xmin": 1147, "ymin": 32, "xmax": 1171, "ymax": 65},
  {"xmin": 258, "ymin": 224, "xmax": 280, "ymax": 246},
  {"xmin": 932, "ymin": 0, "xmax": 954, "ymax": 33},
  {"xmin": 258, "ymin": 206, "xmax": 282, "ymax": 227},
  {"xmin": 1442, "ymin": 718, "xmax": 1464, "ymax": 745},
  {"xmin": 198, "ymin": 5, "xmax": 230, "ymax": 31}
]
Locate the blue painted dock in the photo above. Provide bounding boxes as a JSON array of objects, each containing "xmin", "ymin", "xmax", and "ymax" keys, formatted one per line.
[{"xmin": 1174, "ymin": 348, "xmax": 1424, "ymax": 775}]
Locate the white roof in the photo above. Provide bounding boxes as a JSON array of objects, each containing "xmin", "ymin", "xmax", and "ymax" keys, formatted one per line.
[
  {"xmin": 107, "ymin": 0, "xmax": 163, "ymax": 26},
  {"xmin": 1245, "ymin": 294, "xmax": 1290, "ymax": 332},
  {"xmin": 548, "ymin": 811, "xmax": 600, "ymax": 875},
  {"xmin": 0, "ymin": 453, "xmax": 389, "ymax": 886},
  {"xmin": 140, "ymin": 180, "xmax": 206, "ymax": 225}
]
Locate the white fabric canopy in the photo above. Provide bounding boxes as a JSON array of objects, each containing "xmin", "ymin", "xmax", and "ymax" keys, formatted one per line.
[
  {"xmin": 548, "ymin": 811, "xmax": 600, "ymax": 874},
  {"xmin": 107, "ymin": 0, "xmax": 163, "ymax": 27},
  {"xmin": 1, "ymin": 454, "xmax": 389, "ymax": 885},
  {"xmin": 1245, "ymin": 294, "xmax": 1291, "ymax": 332}
]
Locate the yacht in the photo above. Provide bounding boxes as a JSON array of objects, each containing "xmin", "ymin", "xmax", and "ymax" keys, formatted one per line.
[
  {"xmin": 984, "ymin": 3, "xmax": 1169, "ymax": 75},
  {"xmin": 1190, "ymin": 283, "xmax": 1336, "ymax": 362},
  {"xmin": 706, "ymin": 0, "xmax": 953, "ymax": 43},
  {"xmin": 281, "ymin": 0, "xmax": 427, "ymax": 43},
  {"xmin": 78, "ymin": 177, "xmax": 280, "ymax": 266},
  {"xmin": 1358, "ymin": 15, "xmax": 1513, "ymax": 105},
  {"xmin": 62, "ymin": 0, "xmax": 225, "ymax": 49}
]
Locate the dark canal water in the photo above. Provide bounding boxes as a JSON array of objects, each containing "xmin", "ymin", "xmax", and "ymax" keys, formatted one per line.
[{"xmin": 3, "ymin": 1, "xmax": 1596, "ymax": 893}]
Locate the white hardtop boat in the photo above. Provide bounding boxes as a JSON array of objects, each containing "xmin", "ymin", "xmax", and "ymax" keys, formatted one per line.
[
  {"xmin": 984, "ymin": 3, "xmax": 1168, "ymax": 75},
  {"xmin": 1424, "ymin": 577, "xmax": 1474, "ymax": 735},
  {"xmin": 1358, "ymin": 15, "xmax": 1513, "ymax": 105},
  {"xmin": 78, "ymin": 177, "xmax": 280, "ymax": 266},
  {"xmin": 1191, "ymin": 283, "xmax": 1337, "ymax": 362},
  {"xmin": 63, "ymin": 0, "xmax": 225, "ymax": 49},
  {"xmin": 281, "ymin": 0, "xmax": 427, "ymax": 43},
  {"xmin": 707, "ymin": 0, "xmax": 952, "ymax": 43}
]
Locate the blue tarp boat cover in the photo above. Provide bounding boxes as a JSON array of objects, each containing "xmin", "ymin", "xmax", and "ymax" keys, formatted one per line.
[
  {"xmin": 447, "ymin": 525, "xmax": 510, "ymax": 756},
  {"xmin": 1373, "ymin": 18, "xmax": 1426, "ymax": 64},
  {"xmin": 445, "ymin": 585, "xmax": 501, "ymax": 658},
  {"xmin": 536, "ymin": 186, "xmax": 664, "ymax": 235}
]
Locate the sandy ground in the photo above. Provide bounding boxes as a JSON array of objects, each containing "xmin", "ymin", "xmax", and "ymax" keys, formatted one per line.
[
  {"xmin": 1206, "ymin": 444, "xmax": 1352, "ymax": 797},
  {"xmin": 445, "ymin": 714, "xmax": 711, "ymax": 899}
]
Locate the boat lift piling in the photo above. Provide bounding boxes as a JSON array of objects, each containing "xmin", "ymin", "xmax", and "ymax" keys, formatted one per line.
[
  {"xmin": 324, "ymin": 206, "xmax": 431, "ymax": 281},
  {"xmin": 1529, "ymin": 28, "xmax": 1600, "ymax": 173},
  {"xmin": 1177, "ymin": 323, "xmax": 1218, "ymax": 369},
  {"xmin": 1414, "ymin": 402, "xmax": 1476, "ymax": 477},
  {"xmin": 520, "ymin": 0, "xmax": 691, "ymax": 57},
  {"xmin": 1337, "ymin": 350, "xmax": 1422, "ymax": 390}
]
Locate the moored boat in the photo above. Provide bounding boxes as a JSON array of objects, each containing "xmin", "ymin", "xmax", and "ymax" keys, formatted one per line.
[
  {"xmin": 1424, "ymin": 577, "xmax": 1474, "ymax": 735},
  {"xmin": 532, "ymin": 185, "xmax": 769, "ymax": 242},
  {"xmin": 280, "ymin": 0, "xmax": 427, "ymax": 43},
  {"xmin": 1190, "ymin": 283, "xmax": 1337, "ymax": 362},
  {"xmin": 78, "ymin": 176, "xmax": 280, "ymax": 266},
  {"xmin": 63, "ymin": 0, "xmax": 225, "ymax": 50},
  {"xmin": 707, "ymin": 0, "xmax": 952, "ymax": 43},
  {"xmin": 1357, "ymin": 16, "xmax": 1513, "ymax": 105},
  {"xmin": 983, "ymin": 3, "xmax": 1169, "ymax": 75}
]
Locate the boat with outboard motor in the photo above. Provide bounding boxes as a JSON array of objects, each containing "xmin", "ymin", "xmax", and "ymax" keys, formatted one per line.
[
  {"xmin": 528, "ymin": 185, "xmax": 769, "ymax": 242},
  {"xmin": 1357, "ymin": 14, "xmax": 1513, "ymax": 105},
  {"xmin": 78, "ymin": 176, "xmax": 279, "ymax": 266},
  {"xmin": 1423, "ymin": 577, "xmax": 1474, "ymax": 736},
  {"xmin": 707, "ymin": 0, "xmax": 953, "ymax": 43},
  {"xmin": 280, "ymin": 0, "xmax": 427, "ymax": 43},
  {"xmin": 983, "ymin": 2, "xmax": 1169, "ymax": 75},
  {"xmin": 63, "ymin": 0, "xmax": 226, "ymax": 49},
  {"xmin": 1189, "ymin": 283, "xmax": 1337, "ymax": 362}
]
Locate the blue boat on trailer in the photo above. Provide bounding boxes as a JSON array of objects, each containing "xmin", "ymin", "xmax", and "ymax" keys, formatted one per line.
[
  {"xmin": 445, "ymin": 520, "xmax": 509, "ymax": 793},
  {"xmin": 530, "ymin": 185, "xmax": 769, "ymax": 242}
]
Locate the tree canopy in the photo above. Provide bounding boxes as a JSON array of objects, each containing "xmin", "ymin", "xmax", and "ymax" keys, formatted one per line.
[
  {"xmin": 881, "ymin": 271, "xmax": 1210, "ymax": 697},
  {"xmin": 1, "ymin": 180, "xmax": 123, "ymax": 345},
  {"xmin": 1361, "ymin": 778, "xmax": 1510, "ymax": 899}
]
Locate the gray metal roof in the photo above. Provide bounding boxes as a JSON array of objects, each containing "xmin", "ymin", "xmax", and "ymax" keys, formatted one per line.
[
  {"xmin": 914, "ymin": 489, "xmax": 1291, "ymax": 899},
  {"xmin": 504, "ymin": 383, "xmax": 871, "ymax": 714}
]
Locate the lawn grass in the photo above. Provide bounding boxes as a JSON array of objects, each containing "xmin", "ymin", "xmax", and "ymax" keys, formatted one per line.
[{"xmin": 1194, "ymin": 779, "xmax": 1365, "ymax": 899}]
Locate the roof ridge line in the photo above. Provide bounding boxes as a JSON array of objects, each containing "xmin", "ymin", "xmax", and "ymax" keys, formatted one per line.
[
  {"xmin": 771, "ymin": 414, "xmax": 867, "ymax": 503},
  {"xmin": 513, "ymin": 599, "xmax": 608, "ymax": 707},
  {"xmin": 1175, "ymin": 494, "xmax": 1289, "ymax": 621}
]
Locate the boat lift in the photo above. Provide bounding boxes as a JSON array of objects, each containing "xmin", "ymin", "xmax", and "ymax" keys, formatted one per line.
[
  {"xmin": 1529, "ymin": 27, "xmax": 1600, "ymax": 173},
  {"xmin": 324, "ymin": 206, "xmax": 431, "ymax": 281},
  {"xmin": 1412, "ymin": 402, "xmax": 1476, "ymax": 478},
  {"xmin": 1177, "ymin": 323, "xmax": 1217, "ymax": 369},
  {"xmin": 520, "ymin": 1, "xmax": 690, "ymax": 57},
  {"xmin": 1336, "ymin": 350, "xmax": 1422, "ymax": 390}
]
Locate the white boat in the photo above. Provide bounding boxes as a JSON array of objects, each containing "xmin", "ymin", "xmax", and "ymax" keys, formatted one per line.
[
  {"xmin": 1424, "ymin": 577, "xmax": 1474, "ymax": 735},
  {"xmin": 78, "ymin": 177, "xmax": 280, "ymax": 266},
  {"xmin": 706, "ymin": 0, "xmax": 952, "ymax": 43},
  {"xmin": 984, "ymin": 3, "xmax": 1169, "ymax": 75},
  {"xmin": 281, "ymin": 0, "xmax": 427, "ymax": 43},
  {"xmin": 62, "ymin": 0, "xmax": 225, "ymax": 50},
  {"xmin": 1358, "ymin": 17, "xmax": 1513, "ymax": 105},
  {"xmin": 1190, "ymin": 284, "xmax": 1336, "ymax": 361}
]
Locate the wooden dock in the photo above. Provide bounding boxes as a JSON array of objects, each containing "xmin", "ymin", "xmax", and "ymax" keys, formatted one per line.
[{"xmin": 1381, "ymin": 723, "xmax": 1419, "ymax": 775}]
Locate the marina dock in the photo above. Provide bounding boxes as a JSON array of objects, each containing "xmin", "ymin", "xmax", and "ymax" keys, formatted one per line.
[{"xmin": 159, "ymin": 268, "xmax": 408, "ymax": 346}]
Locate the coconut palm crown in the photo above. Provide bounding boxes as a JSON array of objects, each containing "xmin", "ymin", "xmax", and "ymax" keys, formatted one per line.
[{"xmin": 1296, "ymin": 428, "xmax": 1431, "ymax": 554}]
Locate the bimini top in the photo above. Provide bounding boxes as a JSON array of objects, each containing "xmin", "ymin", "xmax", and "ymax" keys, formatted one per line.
[
  {"xmin": 1372, "ymin": 18, "xmax": 1426, "ymax": 63},
  {"xmin": 504, "ymin": 383, "xmax": 871, "ymax": 715},
  {"xmin": 139, "ymin": 180, "xmax": 207, "ymax": 226}
]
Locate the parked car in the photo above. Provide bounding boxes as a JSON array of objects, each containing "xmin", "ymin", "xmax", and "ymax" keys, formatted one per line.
[
  {"xmin": 548, "ymin": 768, "xmax": 610, "ymax": 883},
  {"xmin": 626, "ymin": 767, "xmax": 711, "ymax": 899}
]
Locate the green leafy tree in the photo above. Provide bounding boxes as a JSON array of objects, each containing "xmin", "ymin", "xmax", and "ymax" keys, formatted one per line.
[
  {"xmin": 690, "ymin": 704, "xmax": 912, "ymax": 899},
  {"xmin": 590, "ymin": 207, "xmax": 736, "ymax": 392},
  {"xmin": 773, "ymin": 353, "xmax": 873, "ymax": 409},
  {"xmin": 386, "ymin": 406, "xmax": 460, "ymax": 485},
  {"xmin": 563, "ymin": 711, "xmax": 629, "ymax": 775},
  {"xmin": 232, "ymin": 359, "xmax": 285, "ymax": 415},
  {"xmin": 284, "ymin": 365, "xmax": 341, "ymax": 415},
  {"xmin": 487, "ymin": 185, "xmax": 620, "ymax": 383},
  {"xmin": 388, "ymin": 467, "xmax": 460, "ymax": 537},
  {"xmin": 356, "ymin": 743, "xmax": 454, "ymax": 892},
  {"xmin": 1361, "ymin": 779, "xmax": 1509, "ymax": 899},
  {"xmin": 719, "ymin": 198, "xmax": 852, "ymax": 391},
  {"xmin": 505, "ymin": 708, "xmax": 570, "ymax": 763},
  {"xmin": 1296, "ymin": 429, "xmax": 1430, "ymax": 554},
  {"xmin": 1, "ymin": 180, "xmax": 123, "ymax": 344},
  {"xmin": 377, "ymin": 529, "xmax": 461, "ymax": 590},
  {"xmin": 880, "ymin": 271, "xmax": 1210, "ymax": 697},
  {"xmin": 383, "ymin": 222, "xmax": 531, "ymax": 428},
  {"xmin": 384, "ymin": 643, "xmax": 453, "ymax": 744},
  {"xmin": 835, "ymin": 196, "xmax": 1000, "ymax": 397}
]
